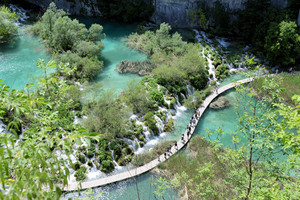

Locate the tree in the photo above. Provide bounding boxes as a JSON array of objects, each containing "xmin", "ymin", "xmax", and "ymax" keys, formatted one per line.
[
  {"xmin": 264, "ymin": 20, "xmax": 300, "ymax": 66},
  {"xmin": 37, "ymin": 2, "xmax": 66, "ymax": 41},
  {"xmin": 0, "ymin": 6, "xmax": 18, "ymax": 43},
  {"xmin": 83, "ymin": 91, "xmax": 131, "ymax": 139}
]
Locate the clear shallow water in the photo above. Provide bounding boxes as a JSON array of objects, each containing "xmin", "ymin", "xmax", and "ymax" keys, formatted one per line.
[
  {"xmin": 74, "ymin": 17, "xmax": 148, "ymax": 94},
  {"xmin": 63, "ymin": 172, "xmax": 177, "ymax": 200},
  {"xmin": 0, "ymin": 27, "xmax": 50, "ymax": 90}
]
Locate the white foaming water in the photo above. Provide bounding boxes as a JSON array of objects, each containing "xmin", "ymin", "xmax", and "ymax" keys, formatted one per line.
[
  {"xmin": 174, "ymin": 106, "xmax": 187, "ymax": 118},
  {"xmin": 73, "ymin": 116, "xmax": 81, "ymax": 124},
  {"xmin": 215, "ymin": 37, "xmax": 231, "ymax": 48},
  {"xmin": 8, "ymin": 4, "xmax": 29, "ymax": 26},
  {"xmin": 0, "ymin": 120, "xmax": 6, "ymax": 133}
]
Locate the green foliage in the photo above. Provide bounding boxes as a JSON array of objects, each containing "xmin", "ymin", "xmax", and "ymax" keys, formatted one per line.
[
  {"xmin": 210, "ymin": 1, "xmax": 231, "ymax": 35},
  {"xmin": 127, "ymin": 23, "xmax": 187, "ymax": 56},
  {"xmin": 184, "ymin": 87, "xmax": 213, "ymax": 109},
  {"xmin": 264, "ymin": 20, "xmax": 300, "ymax": 66},
  {"xmin": 30, "ymin": 2, "xmax": 105, "ymax": 81},
  {"xmin": 143, "ymin": 112, "xmax": 159, "ymax": 136},
  {"xmin": 251, "ymin": 73, "xmax": 300, "ymax": 106},
  {"xmin": 83, "ymin": 91, "xmax": 130, "ymax": 139},
  {"xmin": 121, "ymin": 81, "xmax": 154, "ymax": 115},
  {"xmin": 131, "ymin": 140, "xmax": 175, "ymax": 166},
  {"xmin": 189, "ymin": 8, "xmax": 207, "ymax": 28},
  {"xmin": 215, "ymin": 63, "xmax": 230, "ymax": 80},
  {"xmin": 163, "ymin": 117, "xmax": 174, "ymax": 132},
  {"xmin": 55, "ymin": 51, "xmax": 104, "ymax": 81},
  {"xmin": 273, "ymin": 94, "xmax": 300, "ymax": 155},
  {"xmin": 0, "ymin": 6, "xmax": 18, "ymax": 43},
  {"xmin": 100, "ymin": 160, "xmax": 115, "ymax": 173},
  {"xmin": 74, "ymin": 166, "xmax": 87, "ymax": 181},
  {"xmin": 152, "ymin": 177, "xmax": 170, "ymax": 199}
]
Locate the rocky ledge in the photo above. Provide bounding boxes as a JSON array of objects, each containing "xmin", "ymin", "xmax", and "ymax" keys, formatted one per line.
[
  {"xmin": 209, "ymin": 96, "xmax": 231, "ymax": 109},
  {"xmin": 117, "ymin": 60, "xmax": 155, "ymax": 76}
]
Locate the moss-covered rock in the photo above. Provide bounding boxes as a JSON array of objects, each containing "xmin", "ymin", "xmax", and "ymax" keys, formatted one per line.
[
  {"xmin": 72, "ymin": 161, "xmax": 81, "ymax": 171},
  {"xmin": 87, "ymin": 160, "xmax": 93, "ymax": 168},
  {"xmin": 100, "ymin": 160, "xmax": 115, "ymax": 173},
  {"xmin": 78, "ymin": 154, "xmax": 86, "ymax": 164},
  {"xmin": 209, "ymin": 96, "xmax": 231, "ymax": 109},
  {"xmin": 74, "ymin": 166, "xmax": 87, "ymax": 181},
  {"xmin": 163, "ymin": 117, "xmax": 174, "ymax": 132},
  {"xmin": 139, "ymin": 141, "xmax": 145, "ymax": 147},
  {"xmin": 143, "ymin": 112, "xmax": 159, "ymax": 136}
]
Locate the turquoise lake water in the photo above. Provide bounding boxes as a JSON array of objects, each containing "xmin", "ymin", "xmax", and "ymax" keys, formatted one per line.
[
  {"xmin": 0, "ymin": 27, "xmax": 50, "ymax": 89},
  {"xmin": 0, "ymin": 12, "xmax": 261, "ymax": 200}
]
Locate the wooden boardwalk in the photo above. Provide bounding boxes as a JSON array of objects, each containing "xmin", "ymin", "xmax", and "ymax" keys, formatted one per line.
[{"xmin": 64, "ymin": 77, "xmax": 254, "ymax": 191}]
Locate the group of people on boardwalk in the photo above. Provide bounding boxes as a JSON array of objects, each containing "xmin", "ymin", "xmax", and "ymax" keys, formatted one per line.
[{"xmin": 159, "ymin": 108, "xmax": 202, "ymax": 162}]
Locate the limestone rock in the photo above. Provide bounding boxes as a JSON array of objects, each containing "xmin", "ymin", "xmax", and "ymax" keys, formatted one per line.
[
  {"xmin": 209, "ymin": 96, "xmax": 231, "ymax": 109},
  {"xmin": 24, "ymin": 0, "xmax": 101, "ymax": 16},
  {"xmin": 117, "ymin": 60, "xmax": 154, "ymax": 76}
]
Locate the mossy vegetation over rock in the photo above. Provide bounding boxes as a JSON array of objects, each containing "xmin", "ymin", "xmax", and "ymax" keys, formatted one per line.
[
  {"xmin": 131, "ymin": 140, "xmax": 176, "ymax": 167},
  {"xmin": 163, "ymin": 117, "xmax": 174, "ymax": 132},
  {"xmin": 117, "ymin": 60, "xmax": 155, "ymax": 75},
  {"xmin": 209, "ymin": 96, "xmax": 231, "ymax": 109}
]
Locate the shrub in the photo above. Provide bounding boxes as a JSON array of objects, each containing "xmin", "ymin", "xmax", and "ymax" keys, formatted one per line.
[
  {"xmin": 100, "ymin": 160, "xmax": 115, "ymax": 173},
  {"xmin": 74, "ymin": 166, "xmax": 87, "ymax": 181},
  {"xmin": 163, "ymin": 118, "xmax": 174, "ymax": 132},
  {"xmin": 78, "ymin": 154, "xmax": 86, "ymax": 164}
]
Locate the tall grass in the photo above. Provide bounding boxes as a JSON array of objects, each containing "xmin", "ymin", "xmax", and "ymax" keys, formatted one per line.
[
  {"xmin": 251, "ymin": 73, "xmax": 300, "ymax": 106},
  {"xmin": 159, "ymin": 136, "xmax": 234, "ymax": 199}
]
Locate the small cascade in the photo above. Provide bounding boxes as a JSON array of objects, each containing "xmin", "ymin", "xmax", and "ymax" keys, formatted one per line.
[
  {"xmin": 186, "ymin": 83, "xmax": 193, "ymax": 96},
  {"xmin": 180, "ymin": 92, "xmax": 186, "ymax": 100},
  {"xmin": 154, "ymin": 115, "xmax": 164, "ymax": 130},
  {"xmin": 215, "ymin": 37, "xmax": 231, "ymax": 48},
  {"xmin": 174, "ymin": 95, "xmax": 181, "ymax": 107},
  {"xmin": 207, "ymin": 56, "xmax": 216, "ymax": 81},
  {"xmin": 120, "ymin": 138, "xmax": 136, "ymax": 151},
  {"xmin": 8, "ymin": 4, "xmax": 29, "ymax": 25},
  {"xmin": 0, "ymin": 120, "xmax": 7, "ymax": 133},
  {"xmin": 108, "ymin": 142, "xmax": 121, "ymax": 169},
  {"xmin": 73, "ymin": 116, "xmax": 81, "ymax": 124}
]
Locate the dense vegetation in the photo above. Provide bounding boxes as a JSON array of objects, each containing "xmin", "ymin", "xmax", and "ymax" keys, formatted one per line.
[
  {"xmin": 0, "ymin": 6, "xmax": 18, "ymax": 43},
  {"xmin": 127, "ymin": 23, "xmax": 209, "ymax": 91},
  {"xmin": 195, "ymin": 0, "xmax": 300, "ymax": 68},
  {"xmin": 29, "ymin": 3, "xmax": 105, "ymax": 82},
  {"xmin": 154, "ymin": 76, "xmax": 300, "ymax": 199}
]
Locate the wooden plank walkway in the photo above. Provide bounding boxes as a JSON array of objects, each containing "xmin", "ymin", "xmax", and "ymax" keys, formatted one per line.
[{"xmin": 64, "ymin": 77, "xmax": 254, "ymax": 191}]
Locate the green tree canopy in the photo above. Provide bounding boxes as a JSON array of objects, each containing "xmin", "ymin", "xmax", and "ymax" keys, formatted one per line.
[
  {"xmin": 0, "ymin": 6, "xmax": 18, "ymax": 43},
  {"xmin": 264, "ymin": 20, "xmax": 300, "ymax": 66}
]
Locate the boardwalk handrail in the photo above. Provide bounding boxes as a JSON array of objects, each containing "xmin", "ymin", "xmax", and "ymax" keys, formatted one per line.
[{"xmin": 64, "ymin": 77, "xmax": 254, "ymax": 191}]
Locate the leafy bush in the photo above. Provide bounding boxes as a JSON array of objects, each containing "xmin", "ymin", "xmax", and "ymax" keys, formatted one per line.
[
  {"xmin": 100, "ymin": 160, "xmax": 115, "ymax": 173},
  {"xmin": 131, "ymin": 141, "xmax": 175, "ymax": 166},
  {"xmin": 74, "ymin": 166, "xmax": 87, "ymax": 181},
  {"xmin": 215, "ymin": 63, "xmax": 230, "ymax": 80},
  {"xmin": 143, "ymin": 112, "xmax": 159, "ymax": 136},
  {"xmin": 163, "ymin": 118, "xmax": 174, "ymax": 132},
  {"xmin": 0, "ymin": 6, "xmax": 18, "ymax": 43}
]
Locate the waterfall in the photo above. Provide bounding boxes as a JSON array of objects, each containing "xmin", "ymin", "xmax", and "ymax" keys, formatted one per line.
[
  {"xmin": 185, "ymin": 83, "xmax": 193, "ymax": 96},
  {"xmin": 8, "ymin": 4, "xmax": 29, "ymax": 26},
  {"xmin": 108, "ymin": 142, "xmax": 122, "ymax": 169},
  {"xmin": 0, "ymin": 120, "xmax": 7, "ymax": 134},
  {"xmin": 174, "ymin": 95, "xmax": 181, "ymax": 107},
  {"xmin": 181, "ymin": 92, "xmax": 186, "ymax": 100}
]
